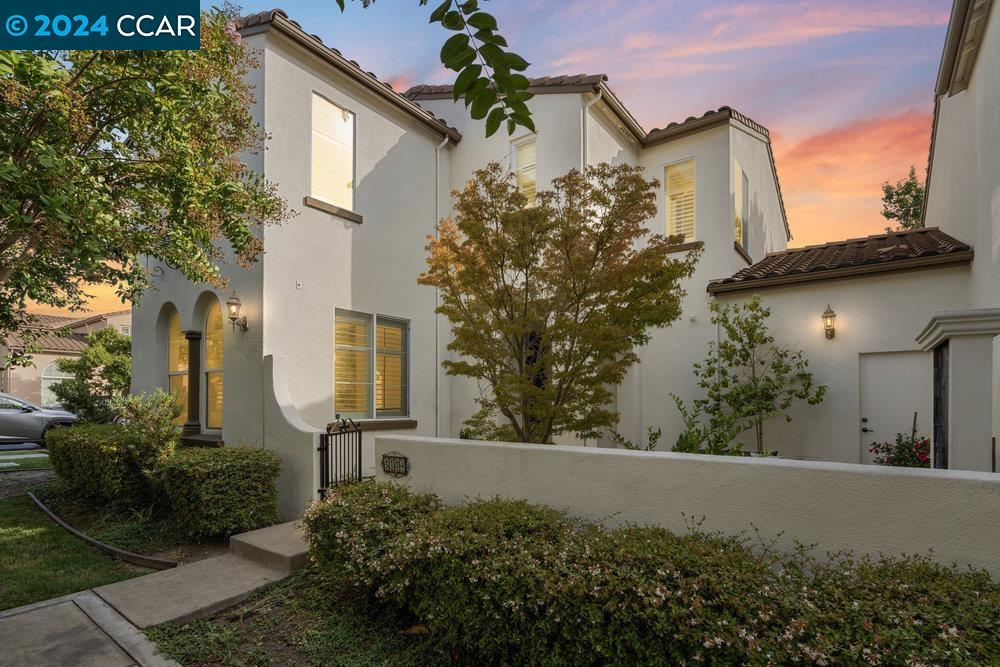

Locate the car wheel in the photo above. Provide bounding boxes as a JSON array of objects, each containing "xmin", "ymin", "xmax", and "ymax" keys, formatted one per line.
[{"xmin": 40, "ymin": 422, "xmax": 65, "ymax": 448}]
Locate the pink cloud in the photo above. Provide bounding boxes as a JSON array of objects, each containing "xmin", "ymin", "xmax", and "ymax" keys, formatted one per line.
[{"xmin": 626, "ymin": 2, "xmax": 949, "ymax": 57}]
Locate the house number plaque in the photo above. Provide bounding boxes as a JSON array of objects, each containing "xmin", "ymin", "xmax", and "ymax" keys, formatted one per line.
[{"xmin": 381, "ymin": 451, "xmax": 410, "ymax": 478}]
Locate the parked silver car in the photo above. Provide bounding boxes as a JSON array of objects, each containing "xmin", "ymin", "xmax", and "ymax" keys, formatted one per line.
[{"xmin": 0, "ymin": 393, "xmax": 77, "ymax": 446}]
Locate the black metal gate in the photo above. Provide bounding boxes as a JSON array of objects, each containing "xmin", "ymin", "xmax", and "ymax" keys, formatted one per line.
[{"xmin": 318, "ymin": 418, "xmax": 362, "ymax": 499}]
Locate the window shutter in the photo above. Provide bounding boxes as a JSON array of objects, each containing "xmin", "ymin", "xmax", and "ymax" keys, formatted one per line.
[
  {"xmin": 312, "ymin": 94, "xmax": 355, "ymax": 211},
  {"xmin": 666, "ymin": 159, "xmax": 696, "ymax": 241},
  {"xmin": 516, "ymin": 140, "xmax": 537, "ymax": 206}
]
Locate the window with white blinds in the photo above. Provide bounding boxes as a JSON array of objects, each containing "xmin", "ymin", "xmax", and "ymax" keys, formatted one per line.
[
  {"xmin": 666, "ymin": 159, "xmax": 696, "ymax": 241},
  {"xmin": 516, "ymin": 139, "xmax": 537, "ymax": 206},
  {"xmin": 334, "ymin": 309, "xmax": 409, "ymax": 419},
  {"xmin": 312, "ymin": 93, "xmax": 355, "ymax": 211}
]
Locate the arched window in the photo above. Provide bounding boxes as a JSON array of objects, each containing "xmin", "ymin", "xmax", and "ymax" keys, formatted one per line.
[
  {"xmin": 40, "ymin": 361, "xmax": 72, "ymax": 406},
  {"xmin": 167, "ymin": 311, "xmax": 188, "ymax": 425},
  {"xmin": 204, "ymin": 302, "xmax": 223, "ymax": 429}
]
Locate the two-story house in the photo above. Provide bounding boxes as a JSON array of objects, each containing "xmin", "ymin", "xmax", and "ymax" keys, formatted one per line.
[{"xmin": 132, "ymin": 3, "xmax": 1000, "ymax": 518}]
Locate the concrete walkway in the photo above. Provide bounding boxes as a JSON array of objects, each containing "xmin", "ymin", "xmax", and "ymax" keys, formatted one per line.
[{"xmin": 0, "ymin": 521, "xmax": 309, "ymax": 666}]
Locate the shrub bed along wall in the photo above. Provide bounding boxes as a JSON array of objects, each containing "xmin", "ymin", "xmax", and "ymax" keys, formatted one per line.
[
  {"xmin": 46, "ymin": 422, "xmax": 172, "ymax": 508},
  {"xmin": 305, "ymin": 482, "xmax": 1000, "ymax": 665},
  {"xmin": 152, "ymin": 447, "xmax": 281, "ymax": 540}
]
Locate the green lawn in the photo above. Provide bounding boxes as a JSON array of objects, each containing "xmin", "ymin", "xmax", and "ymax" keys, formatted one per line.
[
  {"xmin": 147, "ymin": 567, "xmax": 447, "ymax": 666},
  {"xmin": 0, "ymin": 455, "xmax": 52, "ymax": 471},
  {"xmin": 0, "ymin": 495, "xmax": 140, "ymax": 611}
]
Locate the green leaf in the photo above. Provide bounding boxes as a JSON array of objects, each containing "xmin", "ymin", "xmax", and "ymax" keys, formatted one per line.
[
  {"xmin": 510, "ymin": 74, "xmax": 530, "ymax": 90},
  {"xmin": 444, "ymin": 47, "xmax": 477, "ymax": 72},
  {"xmin": 466, "ymin": 12, "xmax": 498, "ymax": 30},
  {"xmin": 478, "ymin": 43, "xmax": 506, "ymax": 66},
  {"xmin": 459, "ymin": 0, "xmax": 478, "ymax": 11},
  {"xmin": 512, "ymin": 112, "xmax": 535, "ymax": 133},
  {"xmin": 428, "ymin": 0, "xmax": 452, "ymax": 23},
  {"xmin": 484, "ymin": 107, "xmax": 505, "ymax": 137},
  {"xmin": 506, "ymin": 119, "xmax": 516, "ymax": 135},
  {"xmin": 464, "ymin": 77, "xmax": 490, "ymax": 107},
  {"xmin": 335, "ymin": 0, "xmax": 346, "ymax": 10},
  {"xmin": 474, "ymin": 29, "xmax": 508, "ymax": 47},
  {"xmin": 506, "ymin": 52, "xmax": 530, "ymax": 72},
  {"xmin": 453, "ymin": 64, "xmax": 482, "ymax": 99},
  {"xmin": 440, "ymin": 33, "xmax": 470, "ymax": 65},
  {"xmin": 441, "ymin": 10, "xmax": 465, "ymax": 30},
  {"xmin": 470, "ymin": 88, "xmax": 497, "ymax": 120}
]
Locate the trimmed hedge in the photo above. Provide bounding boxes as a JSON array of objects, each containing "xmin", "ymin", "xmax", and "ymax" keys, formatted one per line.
[
  {"xmin": 153, "ymin": 447, "xmax": 281, "ymax": 540},
  {"xmin": 305, "ymin": 483, "xmax": 1000, "ymax": 665},
  {"xmin": 46, "ymin": 423, "xmax": 172, "ymax": 507}
]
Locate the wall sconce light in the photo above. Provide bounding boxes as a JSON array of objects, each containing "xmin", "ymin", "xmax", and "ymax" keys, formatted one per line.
[
  {"xmin": 821, "ymin": 304, "xmax": 836, "ymax": 340},
  {"xmin": 226, "ymin": 295, "xmax": 248, "ymax": 332}
]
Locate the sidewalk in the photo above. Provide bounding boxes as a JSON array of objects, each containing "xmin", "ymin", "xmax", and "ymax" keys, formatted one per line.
[
  {"xmin": 0, "ymin": 591, "xmax": 177, "ymax": 667},
  {"xmin": 0, "ymin": 521, "xmax": 308, "ymax": 666}
]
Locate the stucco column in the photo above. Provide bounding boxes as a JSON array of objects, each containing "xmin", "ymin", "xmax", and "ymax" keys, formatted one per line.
[
  {"xmin": 183, "ymin": 331, "xmax": 202, "ymax": 435},
  {"xmin": 916, "ymin": 308, "xmax": 1000, "ymax": 472}
]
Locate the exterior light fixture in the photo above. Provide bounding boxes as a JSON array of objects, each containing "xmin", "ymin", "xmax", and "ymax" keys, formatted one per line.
[
  {"xmin": 821, "ymin": 304, "xmax": 836, "ymax": 340},
  {"xmin": 226, "ymin": 295, "xmax": 248, "ymax": 332}
]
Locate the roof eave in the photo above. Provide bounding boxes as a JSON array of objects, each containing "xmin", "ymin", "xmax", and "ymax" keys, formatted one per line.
[
  {"xmin": 243, "ymin": 15, "xmax": 462, "ymax": 144},
  {"xmin": 706, "ymin": 250, "xmax": 974, "ymax": 295}
]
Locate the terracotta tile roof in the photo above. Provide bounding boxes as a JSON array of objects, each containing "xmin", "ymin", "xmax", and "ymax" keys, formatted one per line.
[
  {"xmin": 404, "ymin": 74, "xmax": 609, "ymax": 99},
  {"xmin": 237, "ymin": 9, "xmax": 461, "ymax": 143},
  {"xmin": 707, "ymin": 227, "xmax": 973, "ymax": 294}
]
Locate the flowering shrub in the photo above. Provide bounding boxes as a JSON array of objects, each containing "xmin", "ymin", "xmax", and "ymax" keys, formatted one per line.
[
  {"xmin": 869, "ymin": 432, "xmax": 931, "ymax": 467},
  {"xmin": 302, "ymin": 482, "xmax": 440, "ymax": 587},
  {"xmin": 304, "ymin": 484, "xmax": 1000, "ymax": 665}
]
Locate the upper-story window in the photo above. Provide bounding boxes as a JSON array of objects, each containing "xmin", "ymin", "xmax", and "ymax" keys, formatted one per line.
[
  {"xmin": 734, "ymin": 161, "xmax": 749, "ymax": 252},
  {"xmin": 666, "ymin": 158, "xmax": 695, "ymax": 241},
  {"xmin": 515, "ymin": 138, "xmax": 537, "ymax": 206},
  {"xmin": 312, "ymin": 93, "xmax": 355, "ymax": 211}
]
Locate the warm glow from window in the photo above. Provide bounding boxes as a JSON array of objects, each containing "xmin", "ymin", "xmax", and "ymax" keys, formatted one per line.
[
  {"xmin": 334, "ymin": 310, "xmax": 409, "ymax": 419},
  {"xmin": 335, "ymin": 310, "xmax": 372, "ymax": 419},
  {"xmin": 734, "ymin": 161, "xmax": 749, "ymax": 252},
  {"xmin": 666, "ymin": 159, "xmax": 696, "ymax": 241},
  {"xmin": 312, "ymin": 93, "xmax": 355, "ymax": 211},
  {"xmin": 376, "ymin": 319, "xmax": 407, "ymax": 416},
  {"xmin": 205, "ymin": 302, "xmax": 223, "ymax": 430},
  {"xmin": 167, "ymin": 311, "xmax": 187, "ymax": 425},
  {"xmin": 516, "ymin": 139, "xmax": 537, "ymax": 206}
]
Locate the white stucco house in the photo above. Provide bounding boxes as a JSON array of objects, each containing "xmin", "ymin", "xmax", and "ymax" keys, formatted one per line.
[{"xmin": 132, "ymin": 2, "xmax": 999, "ymax": 518}]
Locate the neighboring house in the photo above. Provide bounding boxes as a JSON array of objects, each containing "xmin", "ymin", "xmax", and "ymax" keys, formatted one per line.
[
  {"xmin": 0, "ymin": 310, "xmax": 132, "ymax": 406},
  {"xmin": 131, "ymin": 3, "xmax": 998, "ymax": 519}
]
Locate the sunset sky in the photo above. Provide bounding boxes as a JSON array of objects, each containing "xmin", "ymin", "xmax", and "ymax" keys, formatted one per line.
[{"xmin": 47, "ymin": 1, "xmax": 950, "ymax": 315}]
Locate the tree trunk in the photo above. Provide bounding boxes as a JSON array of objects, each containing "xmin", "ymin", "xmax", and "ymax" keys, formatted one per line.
[{"xmin": 756, "ymin": 421, "xmax": 763, "ymax": 454}]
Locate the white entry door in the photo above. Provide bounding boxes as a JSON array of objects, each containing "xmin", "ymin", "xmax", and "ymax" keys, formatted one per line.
[{"xmin": 858, "ymin": 351, "xmax": 933, "ymax": 464}]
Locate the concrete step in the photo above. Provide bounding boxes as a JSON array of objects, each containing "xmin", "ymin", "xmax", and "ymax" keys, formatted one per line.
[
  {"xmin": 94, "ymin": 553, "xmax": 283, "ymax": 629},
  {"xmin": 229, "ymin": 521, "xmax": 309, "ymax": 574}
]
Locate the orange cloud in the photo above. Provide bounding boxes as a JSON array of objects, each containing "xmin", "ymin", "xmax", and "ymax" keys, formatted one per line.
[
  {"xmin": 774, "ymin": 110, "xmax": 932, "ymax": 246},
  {"xmin": 386, "ymin": 71, "xmax": 416, "ymax": 93}
]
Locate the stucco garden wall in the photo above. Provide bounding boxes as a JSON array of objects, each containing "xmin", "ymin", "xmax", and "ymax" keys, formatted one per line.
[{"xmin": 375, "ymin": 434, "xmax": 1000, "ymax": 576}]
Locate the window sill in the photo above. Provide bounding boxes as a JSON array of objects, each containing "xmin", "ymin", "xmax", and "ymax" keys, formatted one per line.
[
  {"xmin": 666, "ymin": 240, "xmax": 704, "ymax": 255},
  {"xmin": 303, "ymin": 196, "xmax": 363, "ymax": 224},
  {"xmin": 733, "ymin": 241, "xmax": 753, "ymax": 265}
]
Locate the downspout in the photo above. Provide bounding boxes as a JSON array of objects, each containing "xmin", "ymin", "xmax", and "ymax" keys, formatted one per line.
[
  {"xmin": 580, "ymin": 88, "xmax": 602, "ymax": 445},
  {"xmin": 434, "ymin": 135, "xmax": 449, "ymax": 437},
  {"xmin": 580, "ymin": 89, "xmax": 602, "ymax": 170}
]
